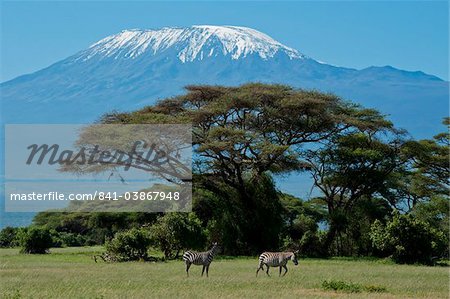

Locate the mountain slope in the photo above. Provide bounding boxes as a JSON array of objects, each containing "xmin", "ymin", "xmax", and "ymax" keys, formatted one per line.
[{"xmin": 1, "ymin": 25, "xmax": 447, "ymax": 138}]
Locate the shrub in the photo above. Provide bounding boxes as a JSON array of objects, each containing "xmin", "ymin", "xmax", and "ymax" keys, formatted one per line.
[
  {"xmin": 322, "ymin": 280, "xmax": 362, "ymax": 293},
  {"xmin": 85, "ymin": 227, "xmax": 111, "ymax": 245},
  {"xmin": 364, "ymin": 285, "xmax": 387, "ymax": 293},
  {"xmin": 0, "ymin": 226, "xmax": 20, "ymax": 247},
  {"xmin": 150, "ymin": 213, "xmax": 206, "ymax": 259},
  {"xmin": 370, "ymin": 212, "xmax": 447, "ymax": 264},
  {"xmin": 105, "ymin": 228, "xmax": 151, "ymax": 261},
  {"xmin": 322, "ymin": 280, "xmax": 387, "ymax": 293},
  {"xmin": 49, "ymin": 229, "xmax": 63, "ymax": 248},
  {"xmin": 18, "ymin": 227, "xmax": 53, "ymax": 254},
  {"xmin": 281, "ymin": 230, "xmax": 326, "ymax": 258},
  {"xmin": 51, "ymin": 231, "xmax": 87, "ymax": 247},
  {"xmin": 298, "ymin": 230, "xmax": 326, "ymax": 257}
]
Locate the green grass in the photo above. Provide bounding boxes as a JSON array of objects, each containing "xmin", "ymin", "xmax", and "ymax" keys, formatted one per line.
[{"xmin": 0, "ymin": 247, "xmax": 448, "ymax": 298}]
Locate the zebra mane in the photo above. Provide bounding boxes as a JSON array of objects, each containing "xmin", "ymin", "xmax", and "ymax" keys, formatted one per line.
[{"xmin": 285, "ymin": 251, "xmax": 295, "ymax": 258}]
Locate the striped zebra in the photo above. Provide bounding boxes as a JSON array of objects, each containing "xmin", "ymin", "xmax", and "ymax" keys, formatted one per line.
[
  {"xmin": 183, "ymin": 242, "xmax": 220, "ymax": 277},
  {"xmin": 256, "ymin": 251, "xmax": 299, "ymax": 277}
]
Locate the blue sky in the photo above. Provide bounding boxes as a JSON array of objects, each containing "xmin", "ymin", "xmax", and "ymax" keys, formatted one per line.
[{"xmin": 1, "ymin": 1, "xmax": 448, "ymax": 82}]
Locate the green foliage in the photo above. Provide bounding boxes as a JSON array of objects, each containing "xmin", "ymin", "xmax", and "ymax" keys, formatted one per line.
[
  {"xmin": 364, "ymin": 284, "xmax": 388, "ymax": 293},
  {"xmin": 329, "ymin": 197, "xmax": 391, "ymax": 256},
  {"xmin": 32, "ymin": 211, "xmax": 159, "ymax": 246},
  {"xmin": 280, "ymin": 193, "xmax": 326, "ymax": 227},
  {"xmin": 370, "ymin": 212, "xmax": 448, "ymax": 264},
  {"xmin": 0, "ymin": 227, "xmax": 20, "ymax": 248},
  {"xmin": 411, "ymin": 120, "xmax": 449, "ymax": 192},
  {"xmin": 322, "ymin": 280, "xmax": 362, "ymax": 293},
  {"xmin": 298, "ymin": 230, "xmax": 326, "ymax": 257},
  {"xmin": 305, "ymin": 129, "xmax": 405, "ymax": 255},
  {"xmin": 322, "ymin": 280, "xmax": 387, "ymax": 293},
  {"xmin": 51, "ymin": 231, "xmax": 88, "ymax": 247},
  {"xmin": 105, "ymin": 228, "xmax": 151, "ymax": 261},
  {"xmin": 278, "ymin": 193, "xmax": 328, "ymax": 256},
  {"xmin": 412, "ymin": 196, "xmax": 449, "ymax": 233},
  {"xmin": 280, "ymin": 200, "xmax": 327, "ymax": 257},
  {"xmin": 194, "ymin": 173, "xmax": 283, "ymax": 255},
  {"xmin": 18, "ymin": 227, "xmax": 53, "ymax": 254},
  {"xmin": 291, "ymin": 215, "xmax": 317, "ymax": 239},
  {"xmin": 389, "ymin": 118, "xmax": 450, "ymax": 209},
  {"xmin": 149, "ymin": 213, "xmax": 205, "ymax": 259}
]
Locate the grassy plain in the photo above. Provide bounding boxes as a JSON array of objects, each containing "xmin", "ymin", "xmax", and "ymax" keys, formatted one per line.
[{"xmin": 0, "ymin": 247, "xmax": 448, "ymax": 299}]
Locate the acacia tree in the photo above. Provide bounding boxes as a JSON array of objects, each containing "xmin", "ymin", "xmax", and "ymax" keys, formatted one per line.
[
  {"xmin": 304, "ymin": 128, "xmax": 405, "ymax": 254},
  {"xmin": 163, "ymin": 85, "xmax": 390, "ymax": 199},
  {"xmin": 382, "ymin": 117, "xmax": 449, "ymax": 210},
  {"xmin": 415, "ymin": 117, "xmax": 450, "ymax": 191},
  {"xmin": 99, "ymin": 83, "xmax": 391, "ymax": 196}
]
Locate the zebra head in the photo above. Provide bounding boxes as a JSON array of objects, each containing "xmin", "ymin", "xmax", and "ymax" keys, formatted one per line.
[
  {"xmin": 291, "ymin": 251, "xmax": 299, "ymax": 265},
  {"xmin": 210, "ymin": 242, "xmax": 220, "ymax": 255}
]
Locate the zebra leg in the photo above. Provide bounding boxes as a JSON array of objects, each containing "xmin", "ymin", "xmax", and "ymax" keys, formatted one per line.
[
  {"xmin": 256, "ymin": 261, "xmax": 264, "ymax": 277},
  {"xmin": 201, "ymin": 265, "xmax": 206, "ymax": 277},
  {"xmin": 186, "ymin": 262, "xmax": 191, "ymax": 277},
  {"xmin": 282, "ymin": 265, "xmax": 288, "ymax": 276},
  {"xmin": 206, "ymin": 265, "xmax": 210, "ymax": 277},
  {"xmin": 279, "ymin": 266, "xmax": 282, "ymax": 277},
  {"xmin": 265, "ymin": 265, "xmax": 271, "ymax": 277},
  {"xmin": 256, "ymin": 267, "xmax": 262, "ymax": 277}
]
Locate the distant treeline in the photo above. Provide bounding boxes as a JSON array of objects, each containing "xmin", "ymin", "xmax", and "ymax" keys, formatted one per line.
[{"xmin": 1, "ymin": 84, "xmax": 448, "ymax": 265}]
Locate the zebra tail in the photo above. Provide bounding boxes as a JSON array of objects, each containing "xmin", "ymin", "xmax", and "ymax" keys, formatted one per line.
[{"xmin": 257, "ymin": 257, "xmax": 264, "ymax": 269}]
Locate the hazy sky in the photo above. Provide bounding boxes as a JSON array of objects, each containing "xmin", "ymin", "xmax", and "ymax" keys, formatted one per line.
[{"xmin": 1, "ymin": 1, "xmax": 448, "ymax": 82}]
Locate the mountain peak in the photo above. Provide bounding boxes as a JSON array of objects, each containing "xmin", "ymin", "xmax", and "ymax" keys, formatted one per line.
[{"xmin": 75, "ymin": 25, "xmax": 304, "ymax": 62}]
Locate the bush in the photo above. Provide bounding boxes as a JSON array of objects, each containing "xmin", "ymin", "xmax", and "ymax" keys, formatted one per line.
[
  {"xmin": 322, "ymin": 280, "xmax": 362, "ymax": 293},
  {"xmin": 150, "ymin": 213, "xmax": 206, "ymax": 259},
  {"xmin": 51, "ymin": 231, "xmax": 88, "ymax": 247},
  {"xmin": 322, "ymin": 280, "xmax": 386, "ymax": 293},
  {"xmin": 281, "ymin": 226, "xmax": 326, "ymax": 258},
  {"xmin": 84, "ymin": 227, "xmax": 111, "ymax": 245},
  {"xmin": 370, "ymin": 212, "xmax": 447, "ymax": 264},
  {"xmin": 364, "ymin": 284, "xmax": 388, "ymax": 293},
  {"xmin": 105, "ymin": 228, "xmax": 151, "ymax": 261},
  {"xmin": 0, "ymin": 226, "xmax": 20, "ymax": 247},
  {"xmin": 298, "ymin": 230, "xmax": 326, "ymax": 257},
  {"xmin": 61, "ymin": 232, "xmax": 87, "ymax": 247},
  {"xmin": 18, "ymin": 227, "xmax": 53, "ymax": 254}
]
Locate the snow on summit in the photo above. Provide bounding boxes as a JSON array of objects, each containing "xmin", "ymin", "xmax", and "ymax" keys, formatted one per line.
[{"xmin": 77, "ymin": 25, "xmax": 304, "ymax": 62}]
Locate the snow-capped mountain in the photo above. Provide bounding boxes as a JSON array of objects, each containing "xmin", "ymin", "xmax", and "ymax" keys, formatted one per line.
[
  {"xmin": 76, "ymin": 26, "xmax": 303, "ymax": 62},
  {"xmin": 1, "ymin": 25, "xmax": 448, "ymax": 138}
]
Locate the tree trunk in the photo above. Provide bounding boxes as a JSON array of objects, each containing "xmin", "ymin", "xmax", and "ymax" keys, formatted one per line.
[{"xmin": 324, "ymin": 221, "xmax": 338, "ymax": 256}]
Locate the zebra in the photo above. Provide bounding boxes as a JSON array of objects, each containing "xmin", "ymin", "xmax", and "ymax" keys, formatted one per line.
[
  {"xmin": 183, "ymin": 242, "xmax": 220, "ymax": 277},
  {"xmin": 256, "ymin": 251, "xmax": 299, "ymax": 277}
]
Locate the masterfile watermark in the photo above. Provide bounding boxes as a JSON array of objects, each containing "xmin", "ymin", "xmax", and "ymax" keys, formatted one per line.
[
  {"xmin": 26, "ymin": 141, "xmax": 170, "ymax": 171},
  {"xmin": 5, "ymin": 124, "xmax": 193, "ymax": 213}
]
